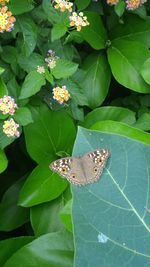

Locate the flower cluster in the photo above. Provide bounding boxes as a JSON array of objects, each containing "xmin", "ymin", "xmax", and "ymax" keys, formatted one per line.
[
  {"xmin": 69, "ymin": 12, "xmax": 89, "ymax": 32},
  {"xmin": 37, "ymin": 65, "xmax": 45, "ymax": 74},
  {"xmin": 53, "ymin": 0, "xmax": 89, "ymax": 31},
  {"xmin": 126, "ymin": 0, "xmax": 147, "ymax": 10},
  {"xmin": 106, "ymin": 0, "xmax": 147, "ymax": 9},
  {"xmin": 54, "ymin": 0, "xmax": 73, "ymax": 12},
  {"xmin": 0, "ymin": 95, "xmax": 17, "ymax": 115},
  {"xmin": 106, "ymin": 0, "xmax": 119, "ymax": 5},
  {"xmin": 0, "ymin": 0, "xmax": 9, "ymax": 5},
  {"xmin": 52, "ymin": 85, "xmax": 70, "ymax": 104},
  {"xmin": 45, "ymin": 50, "xmax": 59, "ymax": 69},
  {"xmin": 0, "ymin": 6, "xmax": 16, "ymax": 33},
  {"xmin": 3, "ymin": 118, "xmax": 20, "ymax": 138}
]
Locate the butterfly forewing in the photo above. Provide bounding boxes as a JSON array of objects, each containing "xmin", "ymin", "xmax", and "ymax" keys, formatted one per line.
[{"xmin": 49, "ymin": 149, "xmax": 110, "ymax": 186}]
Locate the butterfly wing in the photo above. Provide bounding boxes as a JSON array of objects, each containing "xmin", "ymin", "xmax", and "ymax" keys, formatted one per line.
[
  {"xmin": 50, "ymin": 157, "xmax": 72, "ymax": 178},
  {"xmin": 50, "ymin": 157, "xmax": 87, "ymax": 185},
  {"xmin": 81, "ymin": 149, "xmax": 110, "ymax": 184}
]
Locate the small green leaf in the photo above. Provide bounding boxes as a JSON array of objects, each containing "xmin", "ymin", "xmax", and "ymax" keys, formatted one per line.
[
  {"xmin": 13, "ymin": 107, "xmax": 33, "ymax": 126},
  {"xmin": 51, "ymin": 59, "xmax": 78, "ymax": 79},
  {"xmin": 51, "ymin": 24, "xmax": 68, "ymax": 42},
  {"xmin": 114, "ymin": 0, "xmax": 126, "ymax": 17},
  {"xmin": 83, "ymin": 106, "xmax": 136, "ymax": 128},
  {"xmin": 3, "ymin": 231, "xmax": 73, "ymax": 267},
  {"xmin": 81, "ymin": 11, "xmax": 107, "ymax": 50},
  {"xmin": 0, "ymin": 178, "xmax": 29, "ymax": 231},
  {"xmin": 0, "ymin": 149, "xmax": 8, "ymax": 174},
  {"xmin": 8, "ymin": 0, "xmax": 34, "ymax": 15},
  {"xmin": 45, "ymin": 70, "xmax": 54, "ymax": 85},
  {"xmin": 19, "ymin": 71, "xmax": 46, "ymax": 99},
  {"xmin": 107, "ymin": 40, "xmax": 150, "ymax": 93}
]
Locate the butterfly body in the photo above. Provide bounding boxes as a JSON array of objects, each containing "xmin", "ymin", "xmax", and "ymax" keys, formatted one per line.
[{"xmin": 50, "ymin": 149, "xmax": 110, "ymax": 186}]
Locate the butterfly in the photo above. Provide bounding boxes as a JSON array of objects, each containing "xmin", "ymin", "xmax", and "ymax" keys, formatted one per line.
[{"xmin": 49, "ymin": 149, "xmax": 110, "ymax": 186}]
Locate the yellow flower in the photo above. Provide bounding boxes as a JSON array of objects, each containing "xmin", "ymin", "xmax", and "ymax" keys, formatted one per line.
[
  {"xmin": 69, "ymin": 12, "xmax": 89, "ymax": 32},
  {"xmin": 52, "ymin": 86, "xmax": 70, "ymax": 104},
  {"xmin": 0, "ymin": 0, "xmax": 9, "ymax": 5},
  {"xmin": 107, "ymin": 0, "xmax": 119, "ymax": 5},
  {"xmin": 0, "ymin": 6, "xmax": 16, "ymax": 33},
  {"xmin": 3, "ymin": 118, "xmax": 20, "ymax": 138},
  {"xmin": 54, "ymin": 0, "xmax": 73, "ymax": 12}
]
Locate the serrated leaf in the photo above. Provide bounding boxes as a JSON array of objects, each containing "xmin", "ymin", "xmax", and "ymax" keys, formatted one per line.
[{"xmin": 72, "ymin": 127, "xmax": 150, "ymax": 267}]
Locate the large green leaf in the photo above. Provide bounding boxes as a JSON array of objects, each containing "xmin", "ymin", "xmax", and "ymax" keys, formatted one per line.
[
  {"xmin": 24, "ymin": 104, "xmax": 76, "ymax": 163},
  {"xmin": 19, "ymin": 71, "xmax": 46, "ymax": 99},
  {"xmin": 81, "ymin": 12, "xmax": 107, "ymax": 50},
  {"xmin": 19, "ymin": 161, "xmax": 68, "ymax": 207},
  {"xmin": 72, "ymin": 127, "xmax": 150, "ymax": 267},
  {"xmin": 4, "ymin": 231, "xmax": 74, "ymax": 267},
  {"xmin": 110, "ymin": 14, "xmax": 150, "ymax": 47},
  {"xmin": 0, "ymin": 237, "xmax": 34, "ymax": 267},
  {"xmin": 51, "ymin": 23, "xmax": 68, "ymax": 42},
  {"xmin": 83, "ymin": 106, "xmax": 136, "ymax": 128},
  {"xmin": 0, "ymin": 178, "xmax": 29, "ymax": 231},
  {"xmin": 107, "ymin": 40, "xmax": 150, "ymax": 93},
  {"xmin": 81, "ymin": 52, "xmax": 111, "ymax": 109}
]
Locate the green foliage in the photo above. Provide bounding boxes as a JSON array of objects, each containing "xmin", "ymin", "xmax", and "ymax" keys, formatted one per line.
[{"xmin": 0, "ymin": 0, "xmax": 150, "ymax": 266}]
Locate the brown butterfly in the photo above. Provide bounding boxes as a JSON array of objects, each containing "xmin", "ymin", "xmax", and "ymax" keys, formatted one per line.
[{"xmin": 49, "ymin": 149, "xmax": 110, "ymax": 186}]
